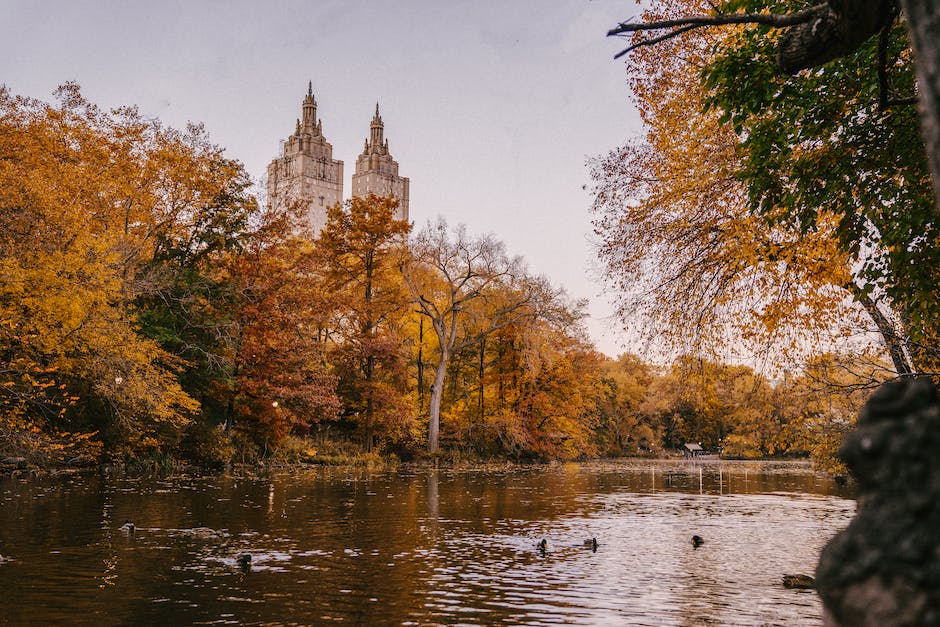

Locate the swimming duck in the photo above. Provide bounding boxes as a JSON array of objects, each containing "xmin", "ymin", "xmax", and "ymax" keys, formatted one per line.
[
  {"xmin": 120, "ymin": 520, "xmax": 135, "ymax": 533},
  {"xmin": 782, "ymin": 574, "xmax": 815, "ymax": 589},
  {"xmin": 584, "ymin": 538, "xmax": 598, "ymax": 551},
  {"xmin": 537, "ymin": 539, "xmax": 548, "ymax": 554},
  {"xmin": 237, "ymin": 553, "xmax": 252, "ymax": 570},
  {"xmin": 691, "ymin": 535, "xmax": 704, "ymax": 548}
]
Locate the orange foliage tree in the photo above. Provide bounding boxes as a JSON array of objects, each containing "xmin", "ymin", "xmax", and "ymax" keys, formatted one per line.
[
  {"xmin": 0, "ymin": 83, "xmax": 232, "ymax": 457},
  {"xmin": 224, "ymin": 206, "xmax": 339, "ymax": 449},
  {"xmin": 316, "ymin": 194, "xmax": 413, "ymax": 451}
]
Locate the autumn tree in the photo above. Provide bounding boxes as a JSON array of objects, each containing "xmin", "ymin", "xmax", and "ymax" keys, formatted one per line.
[
  {"xmin": 605, "ymin": 0, "xmax": 940, "ymax": 374},
  {"xmin": 401, "ymin": 219, "xmax": 548, "ymax": 453},
  {"xmin": 316, "ymin": 194, "xmax": 412, "ymax": 451},
  {"xmin": 497, "ymin": 317, "xmax": 605, "ymax": 460},
  {"xmin": 434, "ymin": 276, "xmax": 602, "ymax": 460},
  {"xmin": 592, "ymin": 0, "xmax": 890, "ymax": 371},
  {"xmin": 594, "ymin": 354, "xmax": 660, "ymax": 456},
  {"xmin": 772, "ymin": 352, "xmax": 893, "ymax": 473},
  {"xmin": 0, "ymin": 84, "xmax": 244, "ymax": 456},
  {"xmin": 609, "ymin": 0, "xmax": 940, "ymax": 214},
  {"xmin": 698, "ymin": 0, "xmax": 938, "ymax": 373}
]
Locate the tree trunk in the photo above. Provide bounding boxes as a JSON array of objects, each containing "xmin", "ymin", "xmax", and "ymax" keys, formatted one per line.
[
  {"xmin": 365, "ymin": 354, "xmax": 374, "ymax": 452},
  {"xmin": 417, "ymin": 317, "xmax": 425, "ymax": 411},
  {"xmin": 428, "ymin": 351, "xmax": 449, "ymax": 453},
  {"xmin": 898, "ymin": 0, "xmax": 940, "ymax": 213},
  {"xmin": 775, "ymin": 0, "xmax": 895, "ymax": 74},
  {"xmin": 478, "ymin": 337, "xmax": 485, "ymax": 448},
  {"xmin": 845, "ymin": 281, "xmax": 913, "ymax": 375}
]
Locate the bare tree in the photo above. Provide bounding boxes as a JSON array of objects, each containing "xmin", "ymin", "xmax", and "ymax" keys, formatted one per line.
[{"xmin": 400, "ymin": 219, "xmax": 535, "ymax": 453}]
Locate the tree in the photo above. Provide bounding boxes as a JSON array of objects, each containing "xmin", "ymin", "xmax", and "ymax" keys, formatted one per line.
[
  {"xmin": 437, "ymin": 280, "xmax": 601, "ymax": 460},
  {"xmin": 225, "ymin": 205, "xmax": 339, "ymax": 448},
  {"xmin": 595, "ymin": 354, "xmax": 660, "ymax": 456},
  {"xmin": 316, "ymin": 194, "xmax": 412, "ymax": 451},
  {"xmin": 0, "ymin": 84, "xmax": 240, "ymax": 455},
  {"xmin": 591, "ymin": 0, "xmax": 908, "ymax": 371},
  {"xmin": 400, "ymin": 219, "xmax": 541, "ymax": 453},
  {"xmin": 772, "ymin": 351, "xmax": 892, "ymax": 472},
  {"xmin": 698, "ymin": 0, "xmax": 938, "ymax": 372},
  {"xmin": 507, "ymin": 325, "xmax": 605, "ymax": 460},
  {"xmin": 609, "ymin": 0, "xmax": 940, "ymax": 213}
]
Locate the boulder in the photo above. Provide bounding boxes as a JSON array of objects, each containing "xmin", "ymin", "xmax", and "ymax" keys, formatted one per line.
[{"xmin": 816, "ymin": 377, "xmax": 940, "ymax": 626}]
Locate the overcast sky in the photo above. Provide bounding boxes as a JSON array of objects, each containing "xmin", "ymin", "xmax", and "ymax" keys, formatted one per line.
[{"xmin": 1, "ymin": 0, "xmax": 644, "ymax": 356}]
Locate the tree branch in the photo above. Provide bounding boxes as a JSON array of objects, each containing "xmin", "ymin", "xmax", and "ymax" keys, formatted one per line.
[
  {"xmin": 608, "ymin": 8, "xmax": 820, "ymax": 37},
  {"xmin": 611, "ymin": 0, "xmax": 897, "ymax": 74},
  {"xmin": 614, "ymin": 25, "xmax": 701, "ymax": 59}
]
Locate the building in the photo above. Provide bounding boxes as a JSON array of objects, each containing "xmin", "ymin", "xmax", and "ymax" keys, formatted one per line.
[
  {"xmin": 267, "ymin": 84, "xmax": 409, "ymax": 234},
  {"xmin": 352, "ymin": 104, "xmax": 409, "ymax": 221}
]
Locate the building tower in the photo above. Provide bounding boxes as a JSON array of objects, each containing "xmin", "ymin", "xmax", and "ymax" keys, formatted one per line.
[
  {"xmin": 266, "ymin": 82, "xmax": 344, "ymax": 234},
  {"xmin": 352, "ymin": 104, "xmax": 410, "ymax": 221}
]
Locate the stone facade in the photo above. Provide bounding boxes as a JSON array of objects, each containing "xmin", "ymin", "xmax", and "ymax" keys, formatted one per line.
[
  {"xmin": 352, "ymin": 104, "xmax": 409, "ymax": 221},
  {"xmin": 267, "ymin": 82, "xmax": 344, "ymax": 234},
  {"xmin": 267, "ymin": 84, "xmax": 409, "ymax": 234}
]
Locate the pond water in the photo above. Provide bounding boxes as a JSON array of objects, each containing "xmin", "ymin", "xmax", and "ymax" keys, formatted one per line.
[{"xmin": 0, "ymin": 460, "xmax": 853, "ymax": 626}]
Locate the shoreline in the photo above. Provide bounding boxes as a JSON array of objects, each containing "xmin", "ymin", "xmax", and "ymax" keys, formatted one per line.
[{"xmin": 1, "ymin": 453, "xmax": 827, "ymax": 481}]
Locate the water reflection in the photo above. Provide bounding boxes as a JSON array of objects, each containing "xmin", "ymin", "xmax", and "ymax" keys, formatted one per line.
[{"xmin": 0, "ymin": 460, "xmax": 852, "ymax": 625}]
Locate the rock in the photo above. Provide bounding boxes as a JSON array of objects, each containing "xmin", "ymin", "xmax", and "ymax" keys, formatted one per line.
[{"xmin": 816, "ymin": 378, "xmax": 940, "ymax": 626}]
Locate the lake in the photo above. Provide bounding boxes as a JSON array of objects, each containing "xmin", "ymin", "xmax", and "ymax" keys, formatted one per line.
[{"xmin": 0, "ymin": 460, "xmax": 853, "ymax": 626}]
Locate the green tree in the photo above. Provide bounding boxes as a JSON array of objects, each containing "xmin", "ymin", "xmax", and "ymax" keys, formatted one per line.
[{"xmin": 606, "ymin": 0, "xmax": 940, "ymax": 373}]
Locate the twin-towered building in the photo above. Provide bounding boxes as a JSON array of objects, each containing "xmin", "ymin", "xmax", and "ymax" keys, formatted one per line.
[{"xmin": 266, "ymin": 82, "xmax": 410, "ymax": 234}]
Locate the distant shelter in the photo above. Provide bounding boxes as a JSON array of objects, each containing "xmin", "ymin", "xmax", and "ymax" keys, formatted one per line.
[{"xmin": 683, "ymin": 443, "xmax": 705, "ymax": 459}]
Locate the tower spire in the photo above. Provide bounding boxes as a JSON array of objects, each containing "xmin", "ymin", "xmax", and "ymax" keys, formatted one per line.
[
  {"xmin": 369, "ymin": 102, "xmax": 384, "ymax": 150},
  {"xmin": 302, "ymin": 81, "xmax": 318, "ymax": 133}
]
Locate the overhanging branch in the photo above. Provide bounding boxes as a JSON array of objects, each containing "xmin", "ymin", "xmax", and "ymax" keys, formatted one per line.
[
  {"xmin": 609, "ymin": 7, "xmax": 819, "ymax": 37},
  {"xmin": 609, "ymin": 7, "xmax": 820, "ymax": 60},
  {"xmin": 611, "ymin": 0, "xmax": 898, "ymax": 74}
]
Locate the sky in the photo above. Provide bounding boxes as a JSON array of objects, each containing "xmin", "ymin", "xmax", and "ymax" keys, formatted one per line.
[{"xmin": 1, "ymin": 0, "xmax": 645, "ymax": 356}]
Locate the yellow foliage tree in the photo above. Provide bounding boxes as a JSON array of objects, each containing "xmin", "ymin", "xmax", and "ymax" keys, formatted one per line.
[
  {"xmin": 591, "ymin": 0, "xmax": 911, "ymax": 374},
  {"xmin": 0, "ymin": 84, "xmax": 255, "ymax": 458}
]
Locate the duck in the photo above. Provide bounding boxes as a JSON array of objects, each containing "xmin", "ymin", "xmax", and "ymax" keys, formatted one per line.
[
  {"xmin": 120, "ymin": 520, "xmax": 135, "ymax": 533},
  {"xmin": 691, "ymin": 535, "xmax": 704, "ymax": 548},
  {"xmin": 584, "ymin": 537, "xmax": 598, "ymax": 551},
  {"xmin": 537, "ymin": 538, "xmax": 548, "ymax": 554},
  {"xmin": 237, "ymin": 553, "xmax": 252, "ymax": 570},
  {"xmin": 782, "ymin": 574, "xmax": 816, "ymax": 589}
]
